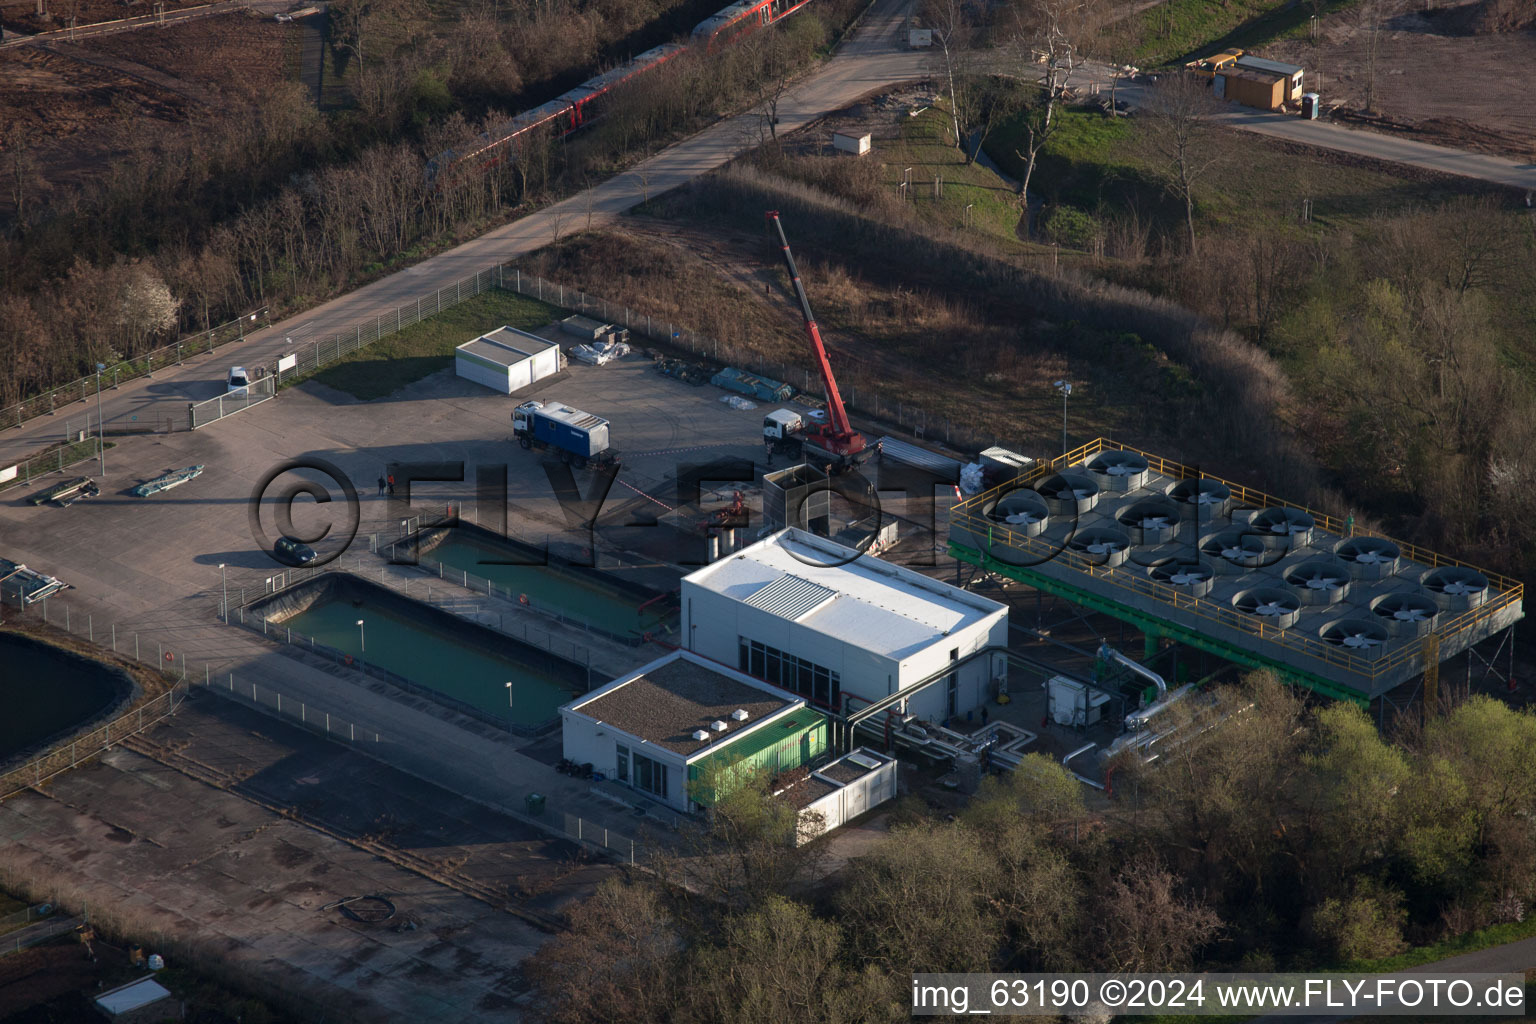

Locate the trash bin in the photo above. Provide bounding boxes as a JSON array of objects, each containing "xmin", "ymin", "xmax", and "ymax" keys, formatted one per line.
[{"xmin": 525, "ymin": 792, "xmax": 546, "ymax": 816}]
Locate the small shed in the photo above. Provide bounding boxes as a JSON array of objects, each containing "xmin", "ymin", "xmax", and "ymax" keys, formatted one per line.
[
  {"xmin": 832, "ymin": 132, "xmax": 871, "ymax": 156},
  {"xmin": 94, "ymin": 977, "xmax": 173, "ymax": 1022},
  {"xmin": 454, "ymin": 326, "xmax": 562, "ymax": 394},
  {"xmin": 1234, "ymin": 55, "xmax": 1304, "ymax": 102},
  {"xmin": 1214, "ymin": 68, "xmax": 1286, "ymax": 111}
]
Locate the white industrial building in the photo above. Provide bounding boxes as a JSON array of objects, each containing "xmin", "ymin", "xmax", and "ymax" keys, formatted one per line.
[
  {"xmin": 561, "ymin": 649, "xmax": 829, "ymax": 814},
  {"xmin": 454, "ymin": 326, "xmax": 562, "ymax": 394},
  {"xmin": 681, "ymin": 529, "xmax": 1009, "ymax": 723}
]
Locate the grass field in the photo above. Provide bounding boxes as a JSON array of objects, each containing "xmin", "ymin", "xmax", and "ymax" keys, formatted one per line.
[
  {"xmin": 879, "ymin": 107, "xmax": 1028, "ymax": 248},
  {"xmin": 985, "ymin": 105, "xmax": 1498, "ymax": 240},
  {"xmin": 1129, "ymin": 0, "xmax": 1364, "ymax": 66},
  {"xmin": 301, "ymin": 289, "xmax": 562, "ymax": 400}
]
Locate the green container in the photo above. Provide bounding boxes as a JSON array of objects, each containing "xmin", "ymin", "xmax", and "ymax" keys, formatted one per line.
[{"xmin": 525, "ymin": 792, "xmax": 546, "ymax": 816}]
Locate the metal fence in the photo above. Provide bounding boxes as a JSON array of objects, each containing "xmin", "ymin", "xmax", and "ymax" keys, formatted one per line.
[
  {"xmin": 0, "ymin": 437, "xmax": 104, "ymax": 494},
  {"xmin": 2, "ymin": 916, "xmax": 80, "ymax": 957},
  {"xmin": 0, "ymin": 584, "xmax": 381, "ymax": 800},
  {"xmin": 555, "ymin": 810, "xmax": 642, "ymax": 865},
  {"xmin": 187, "ymin": 374, "xmax": 276, "ymax": 429},
  {"xmin": 189, "ymin": 267, "xmax": 509, "ymax": 429},
  {"xmin": 1, "ymin": 308, "xmax": 268, "ymax": 432}
]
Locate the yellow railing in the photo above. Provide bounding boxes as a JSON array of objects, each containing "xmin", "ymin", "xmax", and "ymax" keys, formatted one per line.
[{"xmin": 955, "ymin": 438, "xmax": 1524, "ymax": 684}]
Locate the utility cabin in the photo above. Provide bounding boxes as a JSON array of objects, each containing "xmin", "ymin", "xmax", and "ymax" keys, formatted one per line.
[
  {"xmin": 455, "ymin": 326, "xmax": 562, "ymax": 394},
  {"xmin": 1234, "ymin": 55, "xmax": 1305, "ymax": 103},
  {"xmin": 1214, "ymin": 68, "xmax": 1287, "ymax": 111}
]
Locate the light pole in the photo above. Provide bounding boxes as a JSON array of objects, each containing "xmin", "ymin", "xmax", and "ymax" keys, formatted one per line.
[
  {"xmin": 94, "ymin": 363, "xmax": 106, "ymax": 474},
  {"xmin": 1053, "ymin": 380, "xmax": 1072, "ymax": 457},
  {"xmin": 505, "ymin": 681, "xmax": 514, "ymax": 722},
  {"xmin": 356, "ymin": 619, "xmax": 365, "ymax": 653},
  {"xmin": 219, "ymin": 563, "xmax": 227, "ymax": 623}
]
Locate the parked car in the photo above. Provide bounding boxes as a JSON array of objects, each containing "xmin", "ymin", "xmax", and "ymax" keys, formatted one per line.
[
  {"xmin": 272, "ymin": 536, "xmax": 318, "ymax": 567},
  {"xmin": 227, "ymin": 366, "xmax": 251, "ymax": 392}
]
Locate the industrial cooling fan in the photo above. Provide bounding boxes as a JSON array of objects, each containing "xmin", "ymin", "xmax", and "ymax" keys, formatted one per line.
[
  {"xmin": 1152, "ymin": 563, "xmax": 1213, "ymax": 586},
  {"xmin": 1321, "ymin": 619, "xmax": 1389, "ymax": 651},
  {"xmin": 1421, "ymin": 566, "xmax": 1490, "ymax": 610},
  {"xmin": 1254, "ymin": 506, "xmax": 1315, "ymax": 537}
]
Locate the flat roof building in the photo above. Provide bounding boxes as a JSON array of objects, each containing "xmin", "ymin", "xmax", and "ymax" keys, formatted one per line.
[
  {"xmin": 561, "ymin": 649, "xmax": 829, "ymax": 813},
  {"xmin": 455, "ymin": 325, "xmax": 562, "ymax": 394},
  {"xmin": 1234, "ymin": 55, "xmax": 1304, "ymax": 101},
  {"xmin": 681, "ymin": 528, "xmax": 1009, "ymax": 723}
]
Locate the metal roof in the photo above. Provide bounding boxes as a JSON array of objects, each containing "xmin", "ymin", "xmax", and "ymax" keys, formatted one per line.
[
  {"xmin": 744, "ymin": 573, "xmax": 839, "ymax": 620},
  {"xmin": 878, "ymin": 436, "xmax": 963, "ymax": 483},
  {"xmin": 96, "ymin": 978, "xmax": 172, "ymax": 1016},
  {"xmin": 684, "ymin": 529, "xmax": 1006, "ymax": 660},
  {"xmin": 457, "ymin": 327, "xmax": 558, "ymax": 367},
  {"xmin": 1235, "ymin": 55, "xmax": 1303, "ymax": 77}
]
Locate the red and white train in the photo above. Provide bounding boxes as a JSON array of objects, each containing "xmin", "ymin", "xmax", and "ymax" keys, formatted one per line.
[{"xmin": 427, "ymin": 0, "xmax": 815, "ymax": 185}]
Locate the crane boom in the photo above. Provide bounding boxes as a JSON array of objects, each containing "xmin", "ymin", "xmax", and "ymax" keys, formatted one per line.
[{"xmin": 765, "ymin": 211, "xmax": 865, "ymax": 461}]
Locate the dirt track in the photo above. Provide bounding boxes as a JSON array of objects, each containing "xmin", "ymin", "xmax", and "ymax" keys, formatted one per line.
[{"xmin": 1267, "ymin": 10, "xmax": 1536, "ymax": 162}]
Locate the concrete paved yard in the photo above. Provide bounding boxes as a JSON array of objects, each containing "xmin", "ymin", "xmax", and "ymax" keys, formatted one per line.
[{"xmin": 0, "ymin": 696, "xmax": 614, "ymax": 1022}]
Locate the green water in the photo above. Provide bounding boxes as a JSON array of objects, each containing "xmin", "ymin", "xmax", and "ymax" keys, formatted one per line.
[
  {"xmin": 428, "ymin": 535, "xmax": 668, "ymax": 638},
  {"xmin": 1, "ymin": 635, "xmax": 124, "ymax": 759},
  {"xmin": 281, "ymin": 599, "xmax": 574, "ymax": 726}
]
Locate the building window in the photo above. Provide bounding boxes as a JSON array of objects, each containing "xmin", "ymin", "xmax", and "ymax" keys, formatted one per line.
[
  {"xmin": 738, "ymin": 637, "xmax": 840, "ymax": 709},
  {"xmin": 633, "ymin": 751, "xmax": 668, "ymax": 799},
  {"xmin": 616, "ymin": 744, "xmax": 629, "ymax": 783}
]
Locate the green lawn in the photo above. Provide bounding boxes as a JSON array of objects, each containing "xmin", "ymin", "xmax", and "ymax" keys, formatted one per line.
[
  {"xmin": 1129, "ymin": 0, "xmax": 1364, "ymax": 67},
  {"xmin": 881, "ymin": 106, "xmax": 1033, "ymax": 250},
  {"xmin": 985, "ymin": 105, "xmax": 1494, "ymax": 239},
  {"xmin": 300, "ymin": 289, "xmax": 563, "ymax": 400}
]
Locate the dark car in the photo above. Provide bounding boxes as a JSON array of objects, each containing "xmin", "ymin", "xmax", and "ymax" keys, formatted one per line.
[{"xmin": 273, "ymin": 536, "xmax": 318, "ymax": 567}]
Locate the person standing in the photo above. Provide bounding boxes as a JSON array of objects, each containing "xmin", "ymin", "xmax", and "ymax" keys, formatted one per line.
[
  {"xmin": 377, "ymin": 475, "xmax": 386, "ymax": 496},
  {"xmin": 387, "ymin": 473, "xmax": 396, "ymax": 495}
]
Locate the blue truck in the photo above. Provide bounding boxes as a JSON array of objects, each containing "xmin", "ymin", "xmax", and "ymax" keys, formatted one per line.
[{"xmin": 512, "ymin": 400, "xmax": 619, "ymax": 468}]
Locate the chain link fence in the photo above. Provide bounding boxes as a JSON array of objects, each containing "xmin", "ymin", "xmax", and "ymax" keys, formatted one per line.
[{"xmin": 2, "ymin": 308, "xmax": 268, "ymax": 433}]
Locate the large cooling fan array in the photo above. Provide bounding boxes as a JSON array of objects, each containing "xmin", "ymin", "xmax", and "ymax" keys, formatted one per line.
[
  {"xmin": 985, "ymin": 491, "xmax": 1050, "ymax": 536},
  {"xmin": 1069, "ymin": 527, "xmax": 1131, "ymax": 567}
]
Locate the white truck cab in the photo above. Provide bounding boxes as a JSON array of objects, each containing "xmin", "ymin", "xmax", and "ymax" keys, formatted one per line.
[{"xmin": 763, "ymin": 408, "xmax": 802, "ymax": 441}]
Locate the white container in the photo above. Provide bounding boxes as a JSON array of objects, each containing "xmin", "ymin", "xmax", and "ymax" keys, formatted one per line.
[{"xmin": 832, "ymin": 132, "xmax": 871, "ymax": 157}]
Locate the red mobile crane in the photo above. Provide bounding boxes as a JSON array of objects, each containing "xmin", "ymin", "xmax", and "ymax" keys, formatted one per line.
[{"xmin": 761, "ymin": 211, "xmax": 870, "ymax": 472}]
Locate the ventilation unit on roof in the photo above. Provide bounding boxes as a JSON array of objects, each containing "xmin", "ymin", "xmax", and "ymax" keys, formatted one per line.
[
  {"xmin": 984, "ymin": 489, "xmax": 1050, "ymax": 536},
  {"xmin": 1232, "ymin": 587, "xmax": 1302, "ymax": 630},
  {"xmin": 1169, "ymin": 477, "xmax": 1232, "ymax": 522},
  {"xmin": 692, "ymin": 729, "xmax": 710, "ymax": 741},
  {"xmin": 1320, "ymin": 618, "xmax": 1390, "ymax": 655},
  {"xmin": 1068, "ymin": 527, "xmax": 1131, "ymax": 567},
  {"xmin": 1252, "ymin": 507, "xmax": 1316, "ymax": 549},
  {"xmin": 1284, "ymin": 558, "xmax": 1352, "ymax": 605},
  {"xmin": 1149, "ymin": 561, "xmax": 1215, "ymax": 598},
  {"xmin": 1335, "ymin": 536, "xmax": 1401, "ymax": 580},
  {"xmin": 1086, "ymin": 451, "xmax": 1150, "ymax": 492},
  {"xmin": 1421, "ymin": 566, "xmax": 1489, "ymax": 611},
  {"xmin": 710, "ymin": 720, "xmax": 728, "ymax": 732},
  {"xmin": 1369, "ymin": 593, "xmax": 1440, "ymax": 637},
  {"xmin": 1202, "ymin": 526, "xmax": 1269, "ymax": 573},
  {"xmin": 730, "ymin": 709, "xmax": 749, "ymax": 722},
  {"xmin": 1118, "ymin": 496, "xmax": 1182, "ymax": 546},
  {"xmin": 1035, "ymin": 472, "xmax": 1099, "ymax": 515}
]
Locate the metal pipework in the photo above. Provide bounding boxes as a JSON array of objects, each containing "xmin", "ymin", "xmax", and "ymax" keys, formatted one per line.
[
  {"xmin": 1097, "ymin": 641, "xmax": 1167, "ymax": 698},
  {"xmin": 1062, "ymin": 742, "xmax": 1105, "ymax": 790}
]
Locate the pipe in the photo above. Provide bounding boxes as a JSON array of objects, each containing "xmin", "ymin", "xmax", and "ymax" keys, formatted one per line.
[
  {"xmin": 1061, "ymin": 742, "xmax": 1105, "ymax": 790},
  {"xmin": 1124, "ymin": 682, "xmax": 1198, "ymax": 731},
  {"xmin": 1098, "ymin": 641, "xmax": 1166, "ymax": 698}
]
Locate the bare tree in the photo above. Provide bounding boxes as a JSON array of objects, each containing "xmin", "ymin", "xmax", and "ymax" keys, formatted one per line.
[
  {"xmin": 1137, "ymin": 73, "xmax": 1225, "ymax": 255},
  {"xmin": 926, "ymin": 0, "xmax": 973, "ymax": 149},
  {"xmin": 1356, "ymin": 0, "xmax": 1404, "ymax": 114},
  {"xmin": 1008, "ymin": 0, "xmax": 1102, "ymax": 203}
]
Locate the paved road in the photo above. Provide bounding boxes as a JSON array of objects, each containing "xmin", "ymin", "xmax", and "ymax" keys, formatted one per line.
[
  {"xmin": 0, "ymin": 0, "xmax": 928, "ymax": 466},
  {"xmin": 1069, "ymin": 60, "xmax": 1536, "ymax": 192}
]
